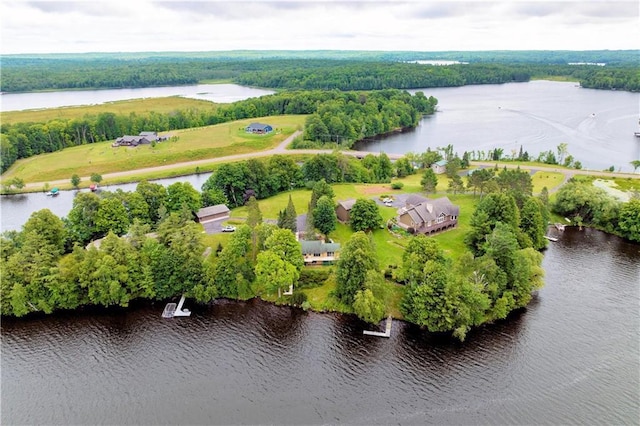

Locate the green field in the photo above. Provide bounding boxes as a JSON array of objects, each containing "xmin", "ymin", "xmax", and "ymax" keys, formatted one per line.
[
  {"xmin": 3, "ymin": 115, "xmax": 306, "ymax": 183},
  {"xmin": 1, "ymin": 96, "xmax": 220, "ymax": 125}
]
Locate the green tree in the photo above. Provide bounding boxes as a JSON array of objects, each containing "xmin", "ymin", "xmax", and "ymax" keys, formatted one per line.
[
  {"xmin": 263, "ymin": 228, "xmax": 303, "ymax": 272},
  {"xmin": 447, "ymin": 174, "xmax": 465, "ymax": 195},
  {"xmin": 136, "ymin": 180, "xmax": 167, "ymax": 224},
  {"xmin": 396, "ymin": 235, "xmax": 446, "ymax": 284},
  {"xmin": 166, "ymin": 182, "xmax": 201, "ymax": 213},
  {"xmin": 618, "ymin": 198, "xmax": 640, "ymax": 242},
  {"xmin": 519, "ymin": 197, "xmax": 547, "ymax": 250},
  {"xmin": 313, "ymin": 195, "xmax": 337, "ymax": 237},
  {"xmin": 23, "ymin": 209, "xmax": 66, "ymax": 255},
  {"xmin": 95, "ymin": 197, "xmax": 130, "ymax": 237},
  {"xmin": 420, "ymin": 168, "xmax": 438, "ymax": 194},
  {"xmin": 349, "ymin": 198, "xmax": 383, "ymax": 232},
  {"xmin": 335, "ymin": 231, "xmax": 378, "ymax": 305},
  {"xmin": 245, "ymin": 196, "xmax": 263, "ymax": 228},
  {"xmin": 353, "ymin": 288, "xmax": 385, "ymax": 324},
  {"xmin": 255, "ymin": 250, "xmax": 299, "ymax": 298},
  {"xmin": 90, "ymin": 173, "xmax": 103, "ymax": 185},
  {"xmin": 64, "ymin": 192, "xmax": 101, "ymax": 245},
  {"xmin": 631, "ymin": 160, "xmax": 640, "ymax": 173},
  {"xmin": 70, "ymin": 174, "xmax": 81, "ymax": 189},
  {"xmin": 277, "ymin": 194, "xmax": 298, "ymax": 233}
]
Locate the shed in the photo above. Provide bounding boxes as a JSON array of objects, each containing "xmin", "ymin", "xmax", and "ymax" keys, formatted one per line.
[
  {"xmin": 245, "ymin": 122, "xmax": 273, "ymax": 134},
  {"xmin": 195, "ymin": 204, "xmax": 230, "ymax": 224},
  {"xmin": 336, "ymin": 199, "xmax": 357, "ymax": 223},
  {"xmin": 431, "ymin": 160, "xmax": 447, "ymax": 174}
]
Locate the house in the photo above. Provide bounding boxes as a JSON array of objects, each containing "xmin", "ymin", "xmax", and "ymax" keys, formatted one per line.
[
  {"xmin": 195, "ymin": 204, "xmax": 230, "ymax": 224},
  {"xmin": 336, "ymin": 199, "xmax": 357, "ymax": 223},
  {"xmin": 112, "ymin": 135, "xmax": 151, "ymax": 147},
  {"xmin": 397, "ymin": 196, "xmax": 459, "ymax": 235},
  {"xmin": 301, "ymin": 240, "xmax": 341, "ymax": 265},
  {"xmin": 431, "ymin": 160, "xmax": 447, "ymax": 174},
  {"xmin": 245, "ymin": 122, "xmax": 273, "ymax": 134},
  {"xmin": 112, "ymin": 131, "xmax": 167, "ymax": 147}
]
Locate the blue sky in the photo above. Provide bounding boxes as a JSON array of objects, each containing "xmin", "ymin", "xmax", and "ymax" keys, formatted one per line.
[{"xmin": 1, "ymin": 0, "xmax": 638, "ymax": 54}]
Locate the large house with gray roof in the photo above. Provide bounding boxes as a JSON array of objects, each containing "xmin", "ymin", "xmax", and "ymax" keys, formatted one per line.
[{"xmin": 397, "ymin": 196, "xmax": 459, "ymax": 235}]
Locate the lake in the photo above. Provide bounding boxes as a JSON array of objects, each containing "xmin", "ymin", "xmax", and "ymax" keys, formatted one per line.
[
  {"xmin": 1, "ymin": 227, "xmax": 638, "ymax": 425},
  {"xmin": 356, "ymin": 81, "xmax": 640, "ymax": 174},
  {"xmin": 0, "ymin": 83, "xmax": 275, "ymax": 111}
]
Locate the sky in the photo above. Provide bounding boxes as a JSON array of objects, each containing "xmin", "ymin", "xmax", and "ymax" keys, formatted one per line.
[{"xmin": 1, "ymin": 0, "xmax": 638, "ymax": 54}]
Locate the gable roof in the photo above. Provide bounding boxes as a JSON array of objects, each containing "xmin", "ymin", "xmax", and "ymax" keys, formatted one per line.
[
  {"xmin": 337, "ymin": 199, "xmax": 357, "ymax": 211},
  {"xmin": 433, "ymin": 160, "xmax": 447, "ymax": 167},
  {"xmin": 402, "ymin": 197, "xmax": 459, "ymax": 223},
  {"xmin": 196, "ymin": 204, "xmax": 230, "ymax": 218},
  {"xmin": 245, "ymin": 122, "xmax": 272, "ymax": 131},
  {"xmin": 404, "ymin": 194, "xmax": 428, "ymax": 207},
  {"xmin": 300, "ymin": 240, "xmax": 341, "ymax": 254}
]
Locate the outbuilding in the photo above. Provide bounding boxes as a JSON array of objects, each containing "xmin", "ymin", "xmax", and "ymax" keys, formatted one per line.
[
  {"xmin": 336, "ymin": 199, "xmax": 357, "ymax": 223},
  {"xmin": 195, "ymin": 204, "xmax": 230, "ymax": 224}
]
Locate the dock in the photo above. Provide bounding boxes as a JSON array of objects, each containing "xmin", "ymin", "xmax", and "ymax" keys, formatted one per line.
[
  {"xmin": 544, "ymin": 235, "xmax": 558, "ymax": 242},
  {"xmin": 363, "ymin": 316, "xmax": 393, "ymax": 338},
  {"xmin": 162, "ymin": 295, "xmax": 191, "ymax": 318}
]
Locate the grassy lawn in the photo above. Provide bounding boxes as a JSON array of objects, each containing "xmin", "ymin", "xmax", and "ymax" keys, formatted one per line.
[
  {"xmin": 531, "ymin": 171, "xmax": 565, "ymax": 193},
  {"xmin": 3, "ymin": 115, "xmax": 306, "ymax": 183}
]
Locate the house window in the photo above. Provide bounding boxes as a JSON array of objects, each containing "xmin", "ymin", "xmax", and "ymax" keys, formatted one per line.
[
  {"xmin": 314, "ymin": 253, "xmax": 321, "ymax": 257},
  {"xmin": 436, "ymin": 214, "xmax": 445, "ymax": 224},
  {"xmin": 327, "ymin": 252, "xmax": 334, "ymax": 257}
]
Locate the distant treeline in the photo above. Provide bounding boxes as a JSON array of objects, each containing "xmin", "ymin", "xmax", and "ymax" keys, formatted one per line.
[
  {"xmin": 2, "ymin": 55, "xmax": 639, "ymax": 93},
  {"xmin": 0, "ymin": 89, "xmax": 435, "ymax": 173}
]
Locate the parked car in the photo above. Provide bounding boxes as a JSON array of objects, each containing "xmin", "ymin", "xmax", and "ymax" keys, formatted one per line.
[{"xmin": 221, "ymin": 225, "xmax": 236, "ymax": 232}]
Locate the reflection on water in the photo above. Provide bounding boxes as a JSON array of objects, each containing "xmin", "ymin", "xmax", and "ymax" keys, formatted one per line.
[{"xmin": 2, "ymin": 229, "xmax": 638, "ymax": 425}]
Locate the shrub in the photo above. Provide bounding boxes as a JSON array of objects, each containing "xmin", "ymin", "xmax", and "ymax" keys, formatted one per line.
[
  {"xmin": 391, "ymin": 182, "xmax": 404, "ymax": 190},
  {"xmin": 290, "ymin": 291, "xmax": 308, "ymax": 306},
  {"xmin": 297, "ymin": 268, "xmax": 332, "ymax": 289}
]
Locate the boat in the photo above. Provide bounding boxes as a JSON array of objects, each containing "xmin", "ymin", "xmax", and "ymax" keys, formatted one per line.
[
  {"xmin": 47, "ymin": 187, "xmax": 59, "ymax": 196},
  {"xmin": 635, "ymin": 118, "xmax": 640, "ymax": 137},
  {"xmin": 89, "ymin": 184, "xmax": 98, "ymax": 192}
]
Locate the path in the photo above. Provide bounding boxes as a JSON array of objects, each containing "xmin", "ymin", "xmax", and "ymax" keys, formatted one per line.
[{"xmin": 19, "ymin": 132, "xmax": 640, "ymax": 190}]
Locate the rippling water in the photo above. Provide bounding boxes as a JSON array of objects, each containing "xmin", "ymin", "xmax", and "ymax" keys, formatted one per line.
[{"xmin": 2, "ymin": 228, "xmax": 639, "ymax": 425}]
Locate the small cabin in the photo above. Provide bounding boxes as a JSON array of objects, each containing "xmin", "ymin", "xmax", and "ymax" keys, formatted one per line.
[
  {"xmin": 431, "ymin": 160, "xmax": 447, "ymax": 174},
  {"xmin": 301, "ymin": 240, "xmax": 341, "ymax": 265}
]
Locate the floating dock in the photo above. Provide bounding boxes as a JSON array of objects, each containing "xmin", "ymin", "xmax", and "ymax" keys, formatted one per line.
[
  {"xmin": 544, "ymin": 235, "xmax": 558, "ymax": 242},
  {"xmin": 162, "ymin": 295, "xmax": 191, "ymax": 318},
  {"xmin": 363, "ymin": 316, "xmax": 393, "ymax": 338}
]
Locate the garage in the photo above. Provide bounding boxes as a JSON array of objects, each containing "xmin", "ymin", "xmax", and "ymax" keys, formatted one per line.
[{"xmin": 195, "ymin": 204, "xmax": 230, "ymax": 224}]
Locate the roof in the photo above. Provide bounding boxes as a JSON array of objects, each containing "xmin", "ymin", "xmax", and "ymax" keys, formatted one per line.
[
  {"xmin": 337, "ymin": 199, "xmax": 357, "ymax": 211},
  {"xmin": 196, "ymin": 204, "xmax": 230, "ymax": 218},
  {"xmin": 433, "ymin": 160, "xmax": 447, "ymax": 167},
  {"xmin": 401, "ymin": 197, "xmax": 459, "ymax": 223},
  {"xmin": 404, "ymin": 194, "xmax": 428, "ymax": 207},
  {"xmin": 300, "ymin": 240, "xmax": 341, "ymax": 254},
  {"xmin": 245, "ymin": 122, "xmax": 272, "ymax": 131}
]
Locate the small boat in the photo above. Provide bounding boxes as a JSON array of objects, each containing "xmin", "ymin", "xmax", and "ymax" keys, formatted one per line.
[
  {"xmin": 89, "ymin": 184, "xmax": 98, "ymax": 192},
  {"xmin": 47, "ymin": 187, "xmax": 59, "ymax": 196}
]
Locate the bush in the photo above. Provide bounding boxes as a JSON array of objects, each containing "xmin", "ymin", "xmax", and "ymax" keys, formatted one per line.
[
  {"xmin": 290, "ymin": 291, "xmax": 308, "ymax": 306},
  {"xmin": 297, "ymin": 268, "xmax": 332, "ymax": 289},
  {"xmin": 391, "ymin": 182, "xmax": 404, "ymax": 190}
]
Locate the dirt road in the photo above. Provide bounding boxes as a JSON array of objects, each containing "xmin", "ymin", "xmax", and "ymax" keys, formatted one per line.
[{"xmin": 19, "ymin": 132, "xmax": 640, "ymax": 190}]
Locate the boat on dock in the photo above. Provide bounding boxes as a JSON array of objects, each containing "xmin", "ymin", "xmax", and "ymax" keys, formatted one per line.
[{"xmin": 162, "ymin": 295, "xmax": 191, "ymax": 318}]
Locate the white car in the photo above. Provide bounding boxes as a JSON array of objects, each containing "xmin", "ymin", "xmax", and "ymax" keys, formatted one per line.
[
  {"xmin": 221, "ymin": 225, "xmax": 236, "ymax": 232},
  {"xmin": 383, "ymin": 199, "xmax": 393, "ymax": 206}
]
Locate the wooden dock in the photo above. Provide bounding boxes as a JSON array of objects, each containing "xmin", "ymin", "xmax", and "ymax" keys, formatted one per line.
[
  {"xmin": 544, "ymin": 235, "xmax": 558, "ymax": 242},
  {"xmin": 363, "ymin": 316, "xmax": 393, "ymax": 338}
]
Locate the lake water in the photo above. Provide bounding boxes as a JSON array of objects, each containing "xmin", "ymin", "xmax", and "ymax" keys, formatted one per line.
[
  {"xmin": 357, "ymin": 81, "xmax": 640, "ymax": 173},
  {"xmin": 0, "ymin": 84, "xmax": 275, "ymax": 111},
  {"xmin": 2, "ymin": 227, "xmax": 639, "ymax": 425}
]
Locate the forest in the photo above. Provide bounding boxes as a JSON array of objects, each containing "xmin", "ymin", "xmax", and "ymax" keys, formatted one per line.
[{"xmin": 2, "ymin": 51, "xmax": 639, "ymax": 93}]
